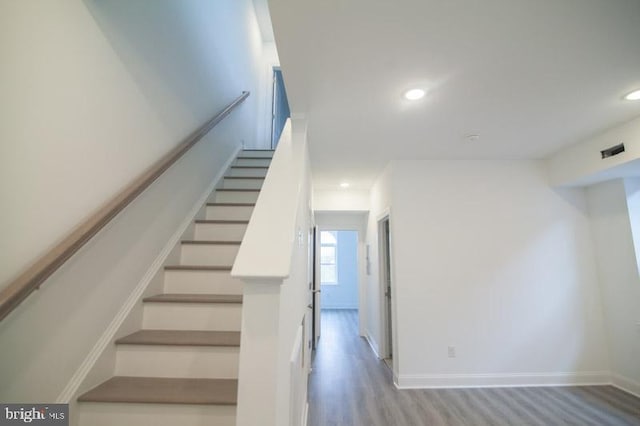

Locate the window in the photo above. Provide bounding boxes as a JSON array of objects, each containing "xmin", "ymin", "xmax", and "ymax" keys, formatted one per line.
[{"xmin": 320, "ymin": 231, "xmax": 338, "ymax": 285}]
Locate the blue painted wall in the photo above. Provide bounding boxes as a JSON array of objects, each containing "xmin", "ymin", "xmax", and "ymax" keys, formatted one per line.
[
  {"xmin": 272, "ymin": 69, "xmax": 290, "ymax": 148},
  {"xmin": 321, "ymin": 230, "xmax": 359, "ymax": 309}
]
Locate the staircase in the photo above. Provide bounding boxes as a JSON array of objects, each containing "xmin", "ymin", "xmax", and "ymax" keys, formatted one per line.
[{"xmin": 77, "ymin": 150, "xmax": 274, "ymax": 426}]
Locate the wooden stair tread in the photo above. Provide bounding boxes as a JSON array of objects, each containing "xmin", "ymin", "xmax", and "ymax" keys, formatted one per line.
[
  {"xmin": 194, "ymin": 219, "xmax": 249, "ymax": 224},
  {"xmin": 164, "ymin": 265, "xmax": 232, "ymax": 271},
  {"xmin": 181, "ymin": 240, "xmax": 241, "ymax": 245},
  {"xmin": 143, "ymin": 294, "xmax": 242, "ymax": 304},
  {"xmin": 116, "ymin": 330, "xmax": 240, "ymax": 347},
  {"xmin": 78, "ymin": 377, "xmax": 237, "ymax": 405}
]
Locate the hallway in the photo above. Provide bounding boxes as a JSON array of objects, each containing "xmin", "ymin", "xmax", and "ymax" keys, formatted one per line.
[{"xmin": 307, "ymin": 310, "xmax": 640, "ymax": 426}]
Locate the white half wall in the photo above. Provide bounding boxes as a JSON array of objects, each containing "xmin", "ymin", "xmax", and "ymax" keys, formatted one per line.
[
  {"xmin": 388, "ymin": 160, "xmax": 609, "ymax": 388},
  {"xmin": 587, "ymin": 179, "xmax": 640, "ymax": 396},
  {"xmin": 234, "ymin": 119, "xmax": 312, "ymax": 426}
]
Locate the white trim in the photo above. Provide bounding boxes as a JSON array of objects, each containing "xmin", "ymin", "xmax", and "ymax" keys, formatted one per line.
[
  {"xmin": 302, "ymin": 402, "xmax": 309, "ymax": 426},
  {"xmin": 376, "ymin": 207, "xmax": 391, "ymax": 223},
  {"xmin": 377, "ymin": 213, "xmax": 395, "ymax": 361},
  {"xmin": 364, "ymin": 330, "xmax": 381, "ymax": 359},
  {"xmin": 56, "ymin": 147, "xmax": 240, "ymax": 403},
  {"xmin": 395, "ymin": 371, "xmax": 611, "ymax": 389},
  {"xmin": 611, "ymin": 373, "xmax": 640, "ymax": 398}
]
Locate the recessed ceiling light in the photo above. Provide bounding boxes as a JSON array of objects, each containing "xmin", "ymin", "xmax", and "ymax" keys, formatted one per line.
[
  {"xmin": 403, "ymin": 88, "xmax": 426, "ymax": 101},
  {"xmin": 624, "ymin": 89, "xmax": 640, "ymax": 101},
  {"xmin": 340, "ymin": 182, "xmax": 350, "ymax": 188}
]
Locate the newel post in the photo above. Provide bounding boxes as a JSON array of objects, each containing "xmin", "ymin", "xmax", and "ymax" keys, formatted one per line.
[{"xmin": 235, "ymin": 278, "xmax": 283, "ymax": 426}]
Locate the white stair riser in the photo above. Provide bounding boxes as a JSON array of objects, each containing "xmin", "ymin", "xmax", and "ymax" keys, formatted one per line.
[
  {"xmin": 164, "ymin": 270, "xmax": 243, "ymax": 295},
  {"xmin": 78, "ymin": 403, "xmax": 235, "ymax": 426},
  {"xmin": 240, "ymin": 151, "xmax": 274, "ymax": 158},
  {"xmin": 143, "ymin": 303, "xmax": 242, "ymax": 331},
  {"xmin": 205, "ymin": 205, "xmax": 254, "ymax": 221},
  {"xmin": 213, "ymin": 191, "xmax": 260, "ymax": 203},
  {"xmin": 115, "ymin": 345, "xmax": 239, "ymax": 379},
  {"xmin": 180, "ymin": 244, "xmax": 239, "ymax": 266},
  {"xmin": 194, "ymin": 223, "xmax": 247, "ymax": 240},
  {"xmin": 227, "ymin": 168, "xmax": 268, "ymax": 178},
  {"xmin": 235, "ymin": 158, "xmax": 271, "ymax": 167},
  {"xmin": 222, "ymin": 178, "xmax": 264, "ymax": 190}
]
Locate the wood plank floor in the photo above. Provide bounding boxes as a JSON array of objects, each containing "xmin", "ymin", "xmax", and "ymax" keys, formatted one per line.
[{"xmin": 308, "ymin": 309, "xmax": 640, "ymax": 426}]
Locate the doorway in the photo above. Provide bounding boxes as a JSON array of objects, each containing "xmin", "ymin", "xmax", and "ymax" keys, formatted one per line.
[
  {"xmin": 311, "ymin": 212, "xmax": 368, "ymax": 353},
  {"xmin": 313, "ymin": 229, "xmax": 360, "ymax": 345},
  {"xmin": 379, "ymin": 216, "xmax": 393, "ymax": 366},
  {"xmin": 319, "ymin": 230, "xmax": 359, "ymax": 310}
]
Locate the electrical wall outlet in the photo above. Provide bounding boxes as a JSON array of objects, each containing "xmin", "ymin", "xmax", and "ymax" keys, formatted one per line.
[{"xmin": 448, "ymin": 346, "xmax": 456, "ymax": 358}]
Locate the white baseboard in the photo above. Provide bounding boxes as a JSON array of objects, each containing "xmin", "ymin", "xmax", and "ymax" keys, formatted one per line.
[
  {"xmin": 56, "ymin": 147, "xmax": 240, "ymax": 403},
  {"xmin": 364, "ymin": 329, "xmax": 380, "ymax": 359},
  {"xmin": 612, "ymin": 373, "xmax": 640, "ymax": 398},
  {"xmin": 396, "ymin": 371, "xmax": 611, "ymax": 390}
]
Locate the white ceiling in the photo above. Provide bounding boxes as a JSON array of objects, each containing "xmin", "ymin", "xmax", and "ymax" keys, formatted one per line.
[{"xmin": 267, "ymin": 0, "xmax": 640, "ymax": 189}]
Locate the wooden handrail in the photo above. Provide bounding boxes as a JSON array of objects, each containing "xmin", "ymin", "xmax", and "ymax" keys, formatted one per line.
[{"xmin": 0, "ymin": 91, "xmax": 250, "ymax": 322}]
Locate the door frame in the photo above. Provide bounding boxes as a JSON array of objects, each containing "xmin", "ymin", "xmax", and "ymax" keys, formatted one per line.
[
  {"xmin": 311, "ymin": 226, "xmax": 320, "ymax": 349},
  {"xmin": 378, "ymin": 212, "xmax": 396, "ymax": 365}
]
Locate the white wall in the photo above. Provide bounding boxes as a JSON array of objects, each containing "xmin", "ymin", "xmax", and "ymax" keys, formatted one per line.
[
  {"xmin": 546, "ymin": 115, "xmax": 640, "ymax": 187},
  {"xmin": 0, "ymin": 0, "xmax": 267, "ymax": 290},
  {"xmin": 363, "ymin": 165, "xmax": 393, "ymax": 358},
  {"xmin": 387, "ymin": 160, "xmax": 609, "ymax": 388},
  {"xmin": 587, "ymin": 179, "xmax": 640, "ymax": 395},
  {"xmin": 314, "ymin": 189, "xmax": 370, "ymax": 211},
  {"xmin": 0, "ymin": 0, "xmax": 267, "ymax": 403}
]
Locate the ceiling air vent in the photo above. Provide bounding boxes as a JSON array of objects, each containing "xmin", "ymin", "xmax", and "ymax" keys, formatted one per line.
[{"xmin": 601, "ymin": 143, "xmax": 625, "ymax": 159}]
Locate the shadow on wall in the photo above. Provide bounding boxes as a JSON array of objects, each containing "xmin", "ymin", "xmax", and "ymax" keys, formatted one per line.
[{"xmin": 83, "ymin": 0, "xmax": 260, "ymax": 138}]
